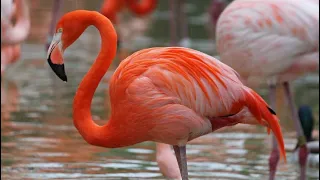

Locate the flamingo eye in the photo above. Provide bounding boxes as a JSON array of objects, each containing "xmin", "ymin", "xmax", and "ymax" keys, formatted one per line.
[{"xmin": 57, "ymin": 28, "xmax": 63, "ymax": 33}]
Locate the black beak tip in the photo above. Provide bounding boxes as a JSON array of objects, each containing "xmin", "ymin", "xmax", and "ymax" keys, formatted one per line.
[
  {"xmin": 267, "ymin": 106, "xmax": 276, "ymax": 115},
  {"xmin": 47, "ymin": 58, "xmax": 68, "ymax": 82}
]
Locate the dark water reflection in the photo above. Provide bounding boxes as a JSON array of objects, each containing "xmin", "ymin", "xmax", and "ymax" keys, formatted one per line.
[{"xmin": 1, "ymin": 0, "xmax": 319, "ymax": 179}]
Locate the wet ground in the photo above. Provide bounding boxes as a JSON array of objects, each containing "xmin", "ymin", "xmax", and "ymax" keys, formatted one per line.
[{"xmin": 1, "ymin": 0, "xmax": 319, "ymax": 179}]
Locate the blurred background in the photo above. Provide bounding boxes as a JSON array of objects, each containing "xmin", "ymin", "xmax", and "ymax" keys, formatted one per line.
[{"xmin": 1, "ymin": 0, "xmax": 319, "ymax": 179}]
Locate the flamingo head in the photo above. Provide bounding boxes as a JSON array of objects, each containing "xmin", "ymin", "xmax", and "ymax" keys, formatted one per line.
[{"xmin": 46, "ymin": 10, "xmax": 89, "ymax": 82}]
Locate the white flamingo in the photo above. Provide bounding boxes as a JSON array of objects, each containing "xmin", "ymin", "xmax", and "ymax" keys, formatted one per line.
[{"xmin": 216, "ymin": 0, "xmax": 319, "ymax": 179}]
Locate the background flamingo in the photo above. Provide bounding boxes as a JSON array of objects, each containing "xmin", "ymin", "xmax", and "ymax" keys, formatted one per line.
[
  {"xmin": 100, "ymin": 0, "xmax": 157, "ymax": 24},
  {"xmin": 1, "ymin": 0, "xmax": 30, "ymax": 75},
  {"xmin": 168, "ymin": 0, "xmax": 191, "ymax": 47},
  {"xmin": 100, "ymin": 0, "xmax": 157, "ymax": 59},
  {"xmin": 100, "ymin": 0, "xmax": 192, "ymax": 54},
  {"xmin": 1, "ymin": 0, "xmax": 30, "ymax": 44},
  {"xmin": 215, "ymin": 0, "xmax": 319, "ymax": 179},
  {"xmin": 46, "ymin": 10, "xmax": 286, "ymax": 179}
]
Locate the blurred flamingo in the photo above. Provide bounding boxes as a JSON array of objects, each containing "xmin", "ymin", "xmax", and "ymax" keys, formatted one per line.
[
  {"xmin": 100, "ymin": 0, "xmax": 157, "ymax": 58},
  {"xmin": 46, "ymin": 10, "xmax": 286, "ymax": 179},
  {"xmin": 168, "ymin": 0, "xmax": 191, "ymax": 47},
  {"xmin": 1, "ymin": 0, "xmax": 30, "ymax": 75},
  {"xmin": 45, "ymin": 0, "xmax": 63, "ymax": 51},
  {"xmin": 216, "ymin": 0, "xmax": 319, "ymax": 179},
  {"xmin": 1, "ymin": 0, "xmax": 30, "ymax": 44},
  {"xmin": 100, "ymin": 0, "xmax": 190, "ymax": 57},
  {"xmin": 100, "ymin": 0, "xmax": 157, "ymax": 24}
]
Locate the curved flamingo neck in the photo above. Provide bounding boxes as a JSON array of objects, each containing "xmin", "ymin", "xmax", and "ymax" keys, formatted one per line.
[
  {"xmin": 72, "ymin": 11, "xmax": 119, "ymax": 148},
  {"xmin": 1, "ymin": 0, "xmax": 30, "ymax": 45},
  {"xmin": 126, "ymin": 0, "xmax": 157, "ymax": 16}
]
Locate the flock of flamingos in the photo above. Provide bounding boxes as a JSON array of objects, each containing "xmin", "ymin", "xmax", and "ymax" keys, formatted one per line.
[{"xmin": 1, "ymin": 0, "xmax": 319, "ymax": 179}]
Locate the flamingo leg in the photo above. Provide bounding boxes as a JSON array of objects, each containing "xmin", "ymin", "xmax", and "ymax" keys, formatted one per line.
[
  {"xmin": 179, "ymin": 0, "xmax": 188, "ymax": 40},
  {"xmin": 268, "ymin": 84, "xmax": 280, "ymax": 180},
  {"xmin": 46, "ymin": 0, "xmax": 62, "ymax": 50},
  {"xmin": 169, "ymin": 0, "xmax": 178, "ymax": 46},
  {"xmin": 173, "ymin": 145, "xmax": 189, "ymax": 180},
  {"xmin": 178, "ymin": 0, "xmax": 190, "ymax": 47},
  {"xmin": 283, "ymin": 82, "xmax": 308, "ymax": 180}
]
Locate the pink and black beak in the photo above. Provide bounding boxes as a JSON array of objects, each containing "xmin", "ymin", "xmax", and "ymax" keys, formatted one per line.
[{"xmin": 46, "ymin": 31, "xmax": 67, "ymax": 82}]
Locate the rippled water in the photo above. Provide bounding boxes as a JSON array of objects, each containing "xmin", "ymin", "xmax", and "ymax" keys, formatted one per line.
[{"xmin": 1, "ymin": 0, "xmax": 319, "ymax": 179}]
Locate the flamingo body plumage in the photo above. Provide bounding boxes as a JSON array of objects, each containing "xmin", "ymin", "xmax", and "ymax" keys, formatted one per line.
[
  {"xmin": 216, "ymin": 0, "xmax": 319, "ymax": 85},
  {"xmin": 46, "ymin": 10, "xmax": 286, "ymax": 179},
  {"xmin": 107, "ymin": 47, "xmax": 281, "ymax": 146}
]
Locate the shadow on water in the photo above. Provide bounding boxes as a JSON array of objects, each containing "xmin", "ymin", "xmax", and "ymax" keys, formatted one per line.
[{"xmin": 1, "ymin": 0, "xmax": 319, "ymax": 179}]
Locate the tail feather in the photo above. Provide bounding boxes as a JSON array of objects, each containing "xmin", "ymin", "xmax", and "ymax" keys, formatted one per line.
[{"xmin": 245, "ymin": 88, "xmax": 287, "ymax": 162}]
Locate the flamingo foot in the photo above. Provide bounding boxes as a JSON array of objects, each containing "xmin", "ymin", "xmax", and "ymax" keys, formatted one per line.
[
  {"xmin": 268, "ymin": 147, "xmax": 280, "ymax": 180},
  {"xmin": 298, "ymin": 144, "xmax": 308, "ymax": 180}
]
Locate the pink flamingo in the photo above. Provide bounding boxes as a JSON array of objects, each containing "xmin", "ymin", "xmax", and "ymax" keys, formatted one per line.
[
  {"xmin": 100, "ymin": 0, "xmax": 157, "ymax": 56},
  {"xmin": 215, "ymin": 0, "xmax": 319, "ymax": 179},
  {"xmin": 46, "ymin": 10, "xmax": 286, "ymax": 179},
  {"xmin": 100, "ymin": 0, "xmax": 157, "ymax": 24},
  {"xmin": 1, "ymin": 0, "xmax": 30, "ymax": 75}
]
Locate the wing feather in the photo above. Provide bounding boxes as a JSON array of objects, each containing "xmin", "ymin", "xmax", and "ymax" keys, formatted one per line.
[{"xmin": 112, "ymin": 47, "xmax": 246, "ymax": 117}]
